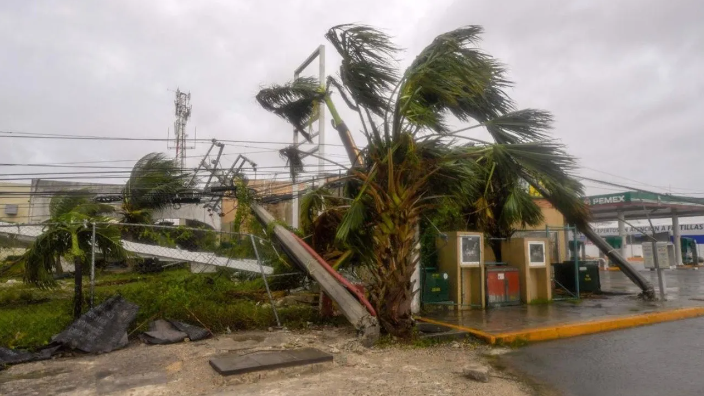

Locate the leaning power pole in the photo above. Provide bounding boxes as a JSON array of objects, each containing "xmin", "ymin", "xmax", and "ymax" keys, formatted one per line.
[{"xmin": 172, "ymin": 89, "xmax": 193, "ymax": 170}]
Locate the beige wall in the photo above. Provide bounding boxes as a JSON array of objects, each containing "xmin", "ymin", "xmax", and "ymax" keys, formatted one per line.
[
  {"xmin": 478, "ymin": 199, "xmax": 569, "ymax": 263},
  {"xmin": 524, "ymin": 199, "xmax": 568, "ymax": 263},
  {"xmin": 0, "ymin": 182, "xmax": 31, "ymax": 223}
]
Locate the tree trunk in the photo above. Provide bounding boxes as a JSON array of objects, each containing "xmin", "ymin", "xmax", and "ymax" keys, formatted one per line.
[
  {"xmin": 375, "ymin": 279, "xmax": 414, "ymax": 338},
  {"xmin": 73, "ymin": 256, "xmax": 83, "ymax": 320},
  {"xmin": 54, "ymin": 253, "xmax": 64, "ymax": 275}
]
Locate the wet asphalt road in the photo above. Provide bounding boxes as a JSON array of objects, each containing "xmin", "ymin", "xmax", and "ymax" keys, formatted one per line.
[{"xmin": 503, "ymin": 316, "xmax": 704, "ymax": 396}]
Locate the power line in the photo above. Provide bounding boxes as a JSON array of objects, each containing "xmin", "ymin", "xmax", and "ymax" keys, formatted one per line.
[
  {"xmin": 0, "ymin": 130, "xmax": 348, "ymax": 147},
  {"xmin": 581, "ymin": 166, "xmax": 701, "ymax": 194}
]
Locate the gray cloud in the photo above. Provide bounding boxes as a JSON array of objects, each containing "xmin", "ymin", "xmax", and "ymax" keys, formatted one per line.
[{"xmin": 1, "ymin": 0, "xmax": 702, "ymax": 200}]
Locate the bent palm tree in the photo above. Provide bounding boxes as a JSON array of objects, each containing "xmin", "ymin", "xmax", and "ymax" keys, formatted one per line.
[
  {"xmin": 121, "ymin": 153, "xmax": 195, "ymax": 225},
  {"xmin": 258, "ymin": 24, "xmax": 595, "ymax": 336},
  {"xmin": 23, "ymin": 192, "xmax": 125, "ymax": 319}
]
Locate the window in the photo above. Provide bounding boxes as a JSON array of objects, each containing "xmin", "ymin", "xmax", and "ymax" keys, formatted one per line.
[{"xmin": 4, "ymin": 204, "xmax": 18, "ymax": 216}]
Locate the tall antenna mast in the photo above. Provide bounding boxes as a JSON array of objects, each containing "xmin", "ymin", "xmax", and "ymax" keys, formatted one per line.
[{"xmin": 172, "ymin": 88, "xmax": 193, "ymax": 170}]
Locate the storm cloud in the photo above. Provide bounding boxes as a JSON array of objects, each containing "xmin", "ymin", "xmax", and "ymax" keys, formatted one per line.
[{"xmin": 1, "ymin": 0, "xmax": 702, "ymax": 197}]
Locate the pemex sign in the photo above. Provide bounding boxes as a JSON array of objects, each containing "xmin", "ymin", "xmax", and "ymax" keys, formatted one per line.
[{"xmin": 585, "ymin": 193, "xmax": 629, "ymax": 206}]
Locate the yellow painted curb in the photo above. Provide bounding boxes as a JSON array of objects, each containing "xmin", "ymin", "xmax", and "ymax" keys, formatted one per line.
[
  {"xmin": 416, "ymin": 306, "xmax": 704, "ymax": 345},
  {"xmin": 415, "ymin": 316, "xmax": 496, "ymax": 344}
]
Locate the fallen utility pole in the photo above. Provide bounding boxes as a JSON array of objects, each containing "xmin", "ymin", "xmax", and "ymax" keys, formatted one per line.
[
  {"xmin": 526, "ymin": 181, "xmax": 655, "ymax": 299},
  {"xmin": 251, "ymin": 202, "xmax": 380, "ymax": 346},
  {"xmin": 579, "ymin": 225, "xmax": 655, "ymax": 299}
]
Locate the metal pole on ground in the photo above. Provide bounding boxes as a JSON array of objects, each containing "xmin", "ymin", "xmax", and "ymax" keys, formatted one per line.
[
  {"xmin": 90, "ymin": 222, "xmax": 96, "ymax": 308},
  {"xmin": 250, "ymin": 234, "xmax": 281, "ymax": 328}
]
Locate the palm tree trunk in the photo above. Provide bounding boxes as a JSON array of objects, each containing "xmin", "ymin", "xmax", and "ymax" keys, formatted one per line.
[
  {"xmin": 54, "ymin": 253, "xmax": 64, "ymax": 275},
  {"xmin": 323, "ymin": 96, "xmax": 363, "ymax": 167},
  {"xmin": 73, "ymin": 256, "xmax": 83, "ymax": 320}
]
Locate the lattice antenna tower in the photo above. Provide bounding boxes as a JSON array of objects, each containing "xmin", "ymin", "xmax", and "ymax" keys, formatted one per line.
[{"xmin": 169, "ymin": 88, "xmax": 195, "ymax": 170}]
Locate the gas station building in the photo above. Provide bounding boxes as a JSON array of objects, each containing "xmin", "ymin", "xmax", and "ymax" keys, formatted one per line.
[{"xmin": 584, "ymin": 191, "xmax": 704, "ymax": 265}]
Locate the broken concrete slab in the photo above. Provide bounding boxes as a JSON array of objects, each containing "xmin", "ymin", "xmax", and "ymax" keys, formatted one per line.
[{"xmin": 209, "ymin": 348, "xmax": 332, "ymax": 376}]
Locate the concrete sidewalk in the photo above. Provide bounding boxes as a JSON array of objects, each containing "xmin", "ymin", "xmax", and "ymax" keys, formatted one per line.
[{"xmin": 418, "ymin": 264, "xmax": 704, "ymax": 344}]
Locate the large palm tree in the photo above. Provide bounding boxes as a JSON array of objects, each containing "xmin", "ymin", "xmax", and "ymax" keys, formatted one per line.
[
  {"xmin": 22, "ymin": 192, "xmax": 125, "ymax": 319},
  {"xmin": 257, "ymin": 24, "xmax": 591, "ymax": 336},
  {"xmin": 121, "ymin": 152, "xmax": 195, "ymax": 224}
]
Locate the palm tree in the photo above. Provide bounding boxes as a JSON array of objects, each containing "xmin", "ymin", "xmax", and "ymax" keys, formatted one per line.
[
  {"xmin": 121, "ymin": 152, "xmax": 195, "ymax": 225},
  {"xmin": 22, "ymin": 192, "xmax": 125, "ymax": 319},
  {"xmin": 257, "ymin": 24, "xmax": 591, "ymax": 336}
]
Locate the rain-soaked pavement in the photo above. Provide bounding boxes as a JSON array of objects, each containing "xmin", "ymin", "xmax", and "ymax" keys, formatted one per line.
[
  {"xmin": 502, "ymin": 316, "xmax": 704, "ymax": 396},
  {"xmin": 424, "ymin": 264, "xmax": 704, "ymax": 333},
  {"xmin": 495, "ymin": 264, "xmax": 704, "ymax": 396}
]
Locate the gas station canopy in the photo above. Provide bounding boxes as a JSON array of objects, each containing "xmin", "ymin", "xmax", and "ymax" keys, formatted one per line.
[{"xmin": 586, "ymin": 191, "xmax": 704, "ymax": 222}]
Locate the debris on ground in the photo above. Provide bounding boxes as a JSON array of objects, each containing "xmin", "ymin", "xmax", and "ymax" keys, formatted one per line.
[
  {"xmin": 0, "ymin": 346, "xmax": 59, "ymax": 367},
  {"xmin": 140, "ymin": 319, "xmax": 211, "ymax": 344},
  {"xmin": 52, "ymin": 295, "xmax": 139, "ymax": 353},
  {"xmin": 169, "ymin": 320, "xmax": 211, "ymax": 341},
  {"xmin": 140, "ymin": 319, "xmax": 190, "ymax": 345},
  {"xmin": 0, "ymin": 327, "xmax": 531, "ymax": 395},
  {"xmin": 209, "ymin": 348, "xmax": 333, "ymax": 376},
  {"xmin": 455, "ymin": 363, "xmax": 491, "ymax": 383}
]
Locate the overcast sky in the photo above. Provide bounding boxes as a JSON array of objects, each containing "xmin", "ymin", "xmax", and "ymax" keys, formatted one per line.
[{"xmin": 1, "ymin": 0, "xmax": 703, "ymax": 203}]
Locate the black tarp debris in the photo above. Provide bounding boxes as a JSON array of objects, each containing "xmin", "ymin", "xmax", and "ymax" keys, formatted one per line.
[
  {"xmin": 140, "ymin": 319, "xmax": 188, "ymax": 344},
  {"xmin": 0, "ymin": 345, "xmax": 59, "ymax": 367},
  {"xmin": 169, "ymin": 320, "xmax": 210, "ymax": 341},
  {"xmin": 139, "ymin": 319, "xmax": 211, "ymax": 344},
  {"xmin": 52, "ymin": 295, "xmax": 139, "ymax": 353}
]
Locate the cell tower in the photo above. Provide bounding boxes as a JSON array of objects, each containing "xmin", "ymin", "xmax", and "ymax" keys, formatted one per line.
[{"xmin": 171, "ymin": 88, "xmax": 193, "ymax": 170}]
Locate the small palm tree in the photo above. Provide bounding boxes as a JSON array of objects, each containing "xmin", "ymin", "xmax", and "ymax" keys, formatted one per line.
[
  {"xmin": 121, "ymin": 152, "xmax": 195, "ymax": 225},
  {"xmin": 23, "ymin": 192, "xmax": 125, "ymax": 319},
  {"xmin": 257, "ymin": 24, "xmax": 590, "ymax": 336}
]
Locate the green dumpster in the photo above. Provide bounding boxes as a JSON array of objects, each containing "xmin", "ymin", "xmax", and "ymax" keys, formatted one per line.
[{"xmin": 553, "ymin": 261, "xmax": 601, "ymax": 293}]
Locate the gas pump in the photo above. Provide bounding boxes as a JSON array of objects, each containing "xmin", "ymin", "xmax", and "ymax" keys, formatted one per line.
[{"xmin": 681, "ymin": 237, "xmax": 700, "ymax": 265}]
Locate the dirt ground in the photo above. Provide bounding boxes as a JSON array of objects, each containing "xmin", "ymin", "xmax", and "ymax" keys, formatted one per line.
[{"xmin": 0, "ymin": 326, "xmax": 536, "ymax": 396}]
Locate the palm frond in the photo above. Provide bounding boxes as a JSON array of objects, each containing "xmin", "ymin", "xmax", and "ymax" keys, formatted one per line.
[
  {"xmin": 483, "ymin": 109, "xmax": 553, "ymax": 144},
  {"xmin": 49, "ymin": 191, "xmax": 89, "ymax": 218},
  {"xmin": 397, "ymin": 26, "xmax": 513, "ymax": 135},
  {"xmin": 256, "ymin": 77, "xmax": 324, "ymax": 141},
  {"xmin": 336, "ymin": 197, "xmax": 367, "ymax": 242},
  {"xmin": 278, "ymin": 145, "xmax": 304, "ymax": 180},
  {"xmin": 498, "ymin": 183, "xmax": 544, "ymax": 230},
  {"xmin": 122, "ymin": 152, "xmax": 193, "ymax": 223},
  {"xmin": 326, "ymin": 24, "xmax": 399, "ymax": 116}
]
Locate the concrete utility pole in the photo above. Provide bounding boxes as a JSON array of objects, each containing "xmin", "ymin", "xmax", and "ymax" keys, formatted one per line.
[
  {"xmin": 172, "ymin": 89, "xmax": 193, "ymax": 171},
  {"xmin": 617, "ymin": 210, "xmax": 627, "ymax": 259},
  {"xmin": 672, "ymin": 209, "xmax": 683, "ymax": 266}
]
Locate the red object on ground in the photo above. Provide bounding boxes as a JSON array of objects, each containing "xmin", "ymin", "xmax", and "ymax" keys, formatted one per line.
[
  {"xmin": 485, "ymin": 266, "xmax": 521, "ymax": 306},
  {"xmin": 292, "ymin": 234, "xmax": 377, "ymax": 317}
]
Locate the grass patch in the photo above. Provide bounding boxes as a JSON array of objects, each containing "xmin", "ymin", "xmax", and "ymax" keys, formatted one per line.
[{"xmin": 0, "ymin": 268, "xmax": 319, "ymax": 350}]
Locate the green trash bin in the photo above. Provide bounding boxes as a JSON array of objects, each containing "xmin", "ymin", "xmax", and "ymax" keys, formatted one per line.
[
  {"xmin": 553, "ymin": 261, "xmax": 601, "ymax": 293},
  {"xmin": 422, "ymin": 268, "xmax": 451, "ymax": 304}
]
